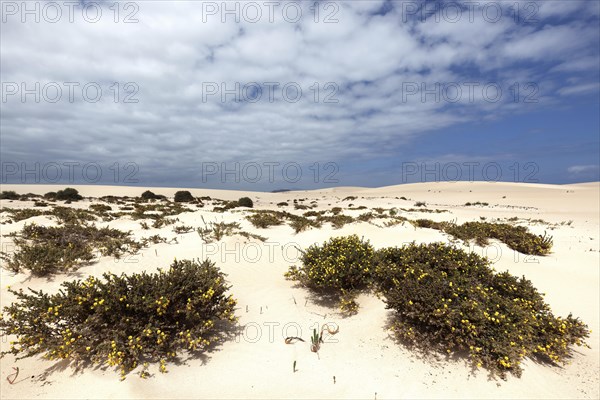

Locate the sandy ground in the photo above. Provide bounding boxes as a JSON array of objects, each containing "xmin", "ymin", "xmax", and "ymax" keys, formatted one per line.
[{"xmin": 0, "ymin": 181, "xmax": 598, "ymax": 399}]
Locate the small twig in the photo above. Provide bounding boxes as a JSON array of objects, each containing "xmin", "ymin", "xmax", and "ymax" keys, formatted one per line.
[
  {"xmin": 284, "ymin": 337, "xmax": 305, "ymax": 344},
  {"xmin": 7, "ymin": 367, "xmax": 19, "ymax": 384}
]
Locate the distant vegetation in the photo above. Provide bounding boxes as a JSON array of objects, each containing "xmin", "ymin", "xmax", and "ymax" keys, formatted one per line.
[
  {"xmin": 0, "ymin": 191, "xmax": 20, "ymax": 200},
  {"xmin": 412, "ymin": 220, "xmax": 553, "ymax": 256},
  {"xmin": 141, "ymin": 190, "xmax": 166, "ymax": 201},
  {"xmin": 237, "ymin": 197, "xmax": 254, "ymax": 208},
  {"xmin": 174, "ymin": 190, "xmax": 195, "ymax": 203}
]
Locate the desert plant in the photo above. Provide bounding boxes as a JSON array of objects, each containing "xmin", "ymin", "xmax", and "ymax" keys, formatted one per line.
[
  {"xmin": 414, "ymin": 201, "xmax": 426, "ymax": 207},
  {"xmin": 173, "ymin": 225, "xmax": 194, "ymax": 234},
  {"xmin": 288, "ymin": 215, "xmax": 322, "ymax": 233},
  {"xmin": 0, "ymin": 191, "xmax": 20, "ymax": 200},
  {"xmin": 141, "ymin": 190, "xmax": 165, "ymax": 201},
  {"xmin": 285, "ymin": 235, "xmax": 375, "ymax": 313},
  {"xmin": 174, "ymin": 191, "xmax": 194, "ymax": 203},
  {"xmin": 374, "ymin": 242, "xmax": 589, "ymax": 377},
  {"xmin": 0, "ymin": 258, "xmax": 237, "ymax": 379},
  {"xmin": 319, "ymin": 214, "xmax": 354, "ymax": 229},
  {"xmin": 237, "ymin": 197, "xmax": 253, "ymax": 208},
  {"xmin": 0, "ymin": 222, "xmax": 141, "ymax": 276},
  {"xmin": 246, "ymin": 211, "xmax": 285, "ymax": 229},
  {"xmin": 310, "ymin": 328, "xmax": 322, "ymax": 353},
  {"xmin": 55, "ymin": 188, "xmax": 83, "ymax": 201},
  {"xmin": 89, "ymin": 204, "xmax": 112, "ymax": 213},
  {"xmin": 197, "ymin": 218, "xmax": 241, "ymax": 243}
]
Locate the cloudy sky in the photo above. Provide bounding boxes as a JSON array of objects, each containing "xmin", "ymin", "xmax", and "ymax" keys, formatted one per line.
[{"xmin": 1, "ymin": 0, "xmax": 599, "ymax": 190}]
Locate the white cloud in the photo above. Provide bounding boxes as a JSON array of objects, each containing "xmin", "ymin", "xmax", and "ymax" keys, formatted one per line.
[
  {"xmin": 567, "ymin": 165, "xmax": 600, "ymax": 174},
  {"xmin": 0, "ymin": 0, "xmax": 598, "ymax": 187}
]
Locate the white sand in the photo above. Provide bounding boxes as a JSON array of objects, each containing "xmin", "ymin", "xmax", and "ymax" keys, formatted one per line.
[{"xmin": 0, "ymin": 181, "xmax": 598, "ymax": 399}]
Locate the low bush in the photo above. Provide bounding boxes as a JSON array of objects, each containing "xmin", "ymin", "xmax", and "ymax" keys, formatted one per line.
[
  {"xmin": 173, "ymin": 225, "xmax": 194, "ymax": 234},
  {"xmin": 89, "ymin": 204, "xmax": 112, "ymax": 213},
  {"xmin": 197, "ymin": 218, "xmax": 241, "ymax": 243},
  {"xmin": 276, "ymin": 202, "xmax": 288, "ymax": 207},
  {"xmin": 140, "ymin": 190, "xmax": 166, "ymax": 201},
  {"xmin": 212, "ymin": 201, "xmax": 239, "ymax": 212},
  {"xmin": 237, "ymin": 197, "xmax": 253, "ymax": 208},
  {"xmin": 1, "ymin": 223, "xmax": 141, "ymax": 276},
  {"xmin": 174, "ymin": 191, "xmax": 194, "ymax": 203},
  {"xmin": 445, "ymin": 222, "xmax": 553, "ymax": 256},
  {"xmin": 319, "ymin": 214, "xmax": 354, "ymax": 229},
  {"xmin": 55, "ymin": 188, "xmax": 83, "ymax": 201},
  {"xmin": 246, "ymin": 211, "xmax": 285, "ymax": 229},
  {"xmin": 0, "ymin": 191, "xmax": 20, "ymax": 200},
  {"xmin": 375, "ymin": 242, "xmax": 589, "ymax": 377},
  {"xmin": 412, "ymin": 220, "xmax": 553, "ymax": 256},
  {"xmin": 0, "ymin": 258, "xmax": 237, "ymax": 379},
  {"xmin": 288, "ymin": 215, "xmax": 321, "ymax": 233},
  {"xmin": 285, "ymin": 235, "xmax": 375, "ymax": 313},
  {"xmin": 0, "ymin": 208, "xmax": 45, "ymax": 223}
]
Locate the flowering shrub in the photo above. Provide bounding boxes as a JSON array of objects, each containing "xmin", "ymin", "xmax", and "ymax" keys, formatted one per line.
[
  {"xmin": 285, "ymin": 235, "xmax": 375, "ymax": 313},
  {"xmin": 0, "ymin": 259, "xmax": 237, "ymax": 379},
  {"xmin": 375, "ymin": 242, "xmax": 589, "ymax": 377}
]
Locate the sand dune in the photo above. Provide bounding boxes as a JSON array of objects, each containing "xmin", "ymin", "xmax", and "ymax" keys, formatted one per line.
[{"xmin": 1, "ymin": 181, "xmax": 598, "ymax": 399}]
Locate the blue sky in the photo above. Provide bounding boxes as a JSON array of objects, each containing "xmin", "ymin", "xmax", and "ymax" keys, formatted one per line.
[{"xmin": 1, "ymin": 0, "xmax": 599, "ymax": 191}]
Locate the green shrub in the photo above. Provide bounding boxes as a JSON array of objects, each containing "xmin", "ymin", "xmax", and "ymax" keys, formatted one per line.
[
  {"xmin": 141, "ymin": 190, "xmax": 165, "ymax": 201},
  {"xmin": 0, "ymin": 259, "xmax": 237, "ymax": 379},
  {"xmin": 237, "ymin": 197, "xmax": 253, "ymax": 208},
  {"xmin": 285, "ymin": 235, "xmax": 375, "ymax": 313},
  {"xmin": 55, "ymin": 188, "xmax": 83, "ymax": 201},
  {"xmin": 212, "ymin": 201, "xmax": 239, "ymax": 212},
  {"xmin": 197, "ymin": 219, "xmax": 241, "ymax": 243},
  {"xmin": 276, "ymin": 202, "xmax": 288, "ymax": 207},
  {"xmin": 173, "ymin": 225, "xmax": 194, "ymax": 234},
  {"xmin": 131, "ymin": 202, "xmax": 187, "ymax": 220},
  {"xmin": 286, "ymin": 215, "xmax": 319, "ymax": 233},
  {"xmin": 52, "ymin": 206, "xmax": 98, "ymax": 225},
  {"xmin": 412, "ymin": 220, "xmax": 553, "ymax": 256},
  {"xmin": 375, "ymin": 242, "xmax": 589, "ymax": 377},
  {"xmin": 0, "ymin": 191, "xmax": 20, "ymax": 200},
  {"xmin": 319, "ymin": 214, "xmax": 354, "ymax": 229},
  {"xmin": 43, "ymin": 192, "xmax": 57, "ymax": 200},
  {"xmin": 174, "ymin": 191, "xmax": 194, "ymax": 203},
  {"xmin": 445, "ymin": 222, "xmax": 553, "ymax": 256},
  {"xmin": 1, "ymin": 223, "xmax": 141, "ymax": 276},
  {"xmin": 89, "ymin": 204, "xmax": 112, "ymax": 213},
  {"xmin": 246, "ymin": 211, "xmax": 285, "ymax": 229}
]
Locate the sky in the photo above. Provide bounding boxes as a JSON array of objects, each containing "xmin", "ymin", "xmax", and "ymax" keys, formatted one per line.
[{"xmin": 1, "ymin": 0, "xmax": 599, "ymax": 191}]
